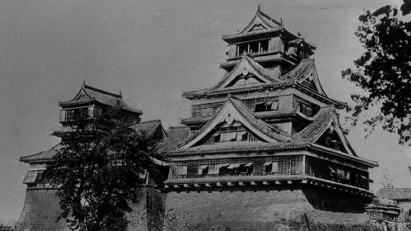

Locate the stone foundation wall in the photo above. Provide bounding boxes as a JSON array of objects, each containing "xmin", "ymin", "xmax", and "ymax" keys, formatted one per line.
[
  {"xmin": 16, "ymin": 188, "xmax": 166, "ymax": 231},
  {"xmin": 163, "ymin": 189, "xmax": 313, "ymax": 231},
  {"xmin": 127, "ymin": 188, "xmax": 166, "ymax": 231},
  {"xmin": 163, "ymin": 187, "xmax": 379, "ymax": 231},
  {"xmin": 16, "ymin": 187, "xmax": 386, "ymax": 231},
  {"xmin": 15, "ymin": 188, "xmax": 67, "ymax": 231}
]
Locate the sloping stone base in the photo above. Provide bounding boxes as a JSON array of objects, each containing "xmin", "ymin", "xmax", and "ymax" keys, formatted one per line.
[
  {"xmin": 16, "ymin": 187, "xmax": 383, "ymax": 231},
  {"xmin": 16, "ymin": 188, "xmax": 67, "ymax": 231},
  {"xmin": 163, "ymin": 188, "xmax": 378, "ymax": 231},
  {"xmin": 16, "ymin": 188, "xmax": 165, "ymax": 231},
  {"xmin": 127, "ymin": 188, "xmax": 166, "ymax": 231}
]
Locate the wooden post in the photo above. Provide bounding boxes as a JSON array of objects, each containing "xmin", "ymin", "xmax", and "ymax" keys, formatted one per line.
[{"xmin": 302, "ymin": 155, "xmax": 306, "ymax": 175}]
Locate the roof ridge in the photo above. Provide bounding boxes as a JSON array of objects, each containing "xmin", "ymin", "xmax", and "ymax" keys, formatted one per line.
[
  {"xmin": 83, "ymin": 84, "xmax": 122, "ymax": 98},
  {"xmin": 256, "ymin": 5, "xmax": 282, "ymax": 26},
  {"xmin": 138, "ymin": 119, "xmax": 161, "ymax": 124},
  {"xmin": 294, "ymin": 106, "xmax": 334, "ymax": 141}
]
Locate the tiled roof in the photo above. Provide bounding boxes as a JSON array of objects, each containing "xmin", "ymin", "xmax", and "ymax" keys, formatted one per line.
[
  {"xmin": 197, "ymin": 55, "xmax": 278, "ymax": 94},
  {"xmin": 159, "ymin": 126, "xmax": 191, "ymax": 153},
  {"xmin": 59, "ymin": 83, "xmax": 142, "ymax": 114},
  {"xmin": 294, "ymin": 106, "xmax": 334, "ymax": 142},
  {"xmin": 167, "ymin": 141, "xmax": 307, "ymax": 156},
  {"xmin": 183, "ymin": 58, "xmax": 328, "ymax": 100},
  {"xmin": 19, "ymin": 144, "xmax": 60, "ymax": 163},
  {"xmin": 229, "ymin": 97, "xmax": 292, "ymax": 142},
  {"xmin": 279, "ymin": 59, "xmax": 315, "ymax": 81},
  {"xmin": 377, "ymin": 188, "xmax": 411, "ymax": 201},
  {"xmin": 166, "ymin": 102, "xmax": 377, "ymax": 167},
  {"xmin": 20, "ymin": 120, "xmax": 165, "ymax": 163},
  {"xmin": 221, "ymin": 5, "xmax": 284, "ymax": 41},
  {"xmin": 173, "ymin": 97, "xmax": 292, "ymax": 152},
  {"xmin": 130, "ymin": 119, "xmax": 163, "ymax": 137}
]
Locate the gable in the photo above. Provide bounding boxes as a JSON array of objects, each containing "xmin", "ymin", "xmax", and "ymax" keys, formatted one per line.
[
  {"xmin": 219, "ymin": 57, "xmax": 274, "ymax": 89},
  {"xmin": 239, "ymin": 7, "xmax": 281, "ymax": 35},
  {"xmin": 245, "ymin": 15, "xmax": 270, "ymax": 33},
  {"xmin": 226, "ymin": 75, "xmax": 265, "ymax": 88},
  {"xmin": 315, "ymin": 128, "xmax": 348, "ymax": 153},
  {"xmin": 74, "ymin": 88, "xmax": 93, "ymax": 101},
  {"xmin": 298, "ymin": 66, "xmax": 327, "ymax": 96},
  {"xmin": 248, "ymin": 23, "xmax": 268, "ymax": 32},
  {"xmin": 179, "ymin": 98, "xmax": 290, "ymax": 149},
  {"xmin": 301, "ymin": 79, "xmax": 318, "ymax": 92}
]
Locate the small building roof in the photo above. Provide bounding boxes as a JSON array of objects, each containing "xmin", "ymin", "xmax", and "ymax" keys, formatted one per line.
[
  {"xmin": 377, "ymin": 188, "xmax": 411, "ymax": 201},
  {"xmin": 19, "ymin": 144, "xmax": 61, "ymax": 164},
  {"xmin": 130, "ymin": 119, "xmax": 166, "ymax": 138},
  {"xmin": 59, "ymin": 82, "xmax": 142, "ymax": 114},
  {"xmin": 20, "ymin": 119, "xmax": 166, "ymax": 164}
]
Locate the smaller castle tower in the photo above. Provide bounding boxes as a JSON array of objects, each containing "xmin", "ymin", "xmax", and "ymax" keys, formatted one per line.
[{"xmin": 17, "ymin": 83, "xmax": 167, "ymax": 231}]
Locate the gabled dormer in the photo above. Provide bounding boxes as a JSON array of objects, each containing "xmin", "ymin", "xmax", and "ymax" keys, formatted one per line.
[{"xmin": 178, "ymin": 96, "xmax": 291, "ymax": 149}]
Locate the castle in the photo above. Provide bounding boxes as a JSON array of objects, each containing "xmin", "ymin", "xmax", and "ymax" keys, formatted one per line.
[{"xmin": 17, "ymin": 6, "xmax": 379, "ymax": 231}]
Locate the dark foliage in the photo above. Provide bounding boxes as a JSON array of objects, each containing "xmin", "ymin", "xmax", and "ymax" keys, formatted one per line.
[
  {"xmin": 342, "ymin": 0, "xmax": 411, "ymax": 144},
  {"xmin": 48, "ymin": 108, "xmax": 160, "ymax": 231}
]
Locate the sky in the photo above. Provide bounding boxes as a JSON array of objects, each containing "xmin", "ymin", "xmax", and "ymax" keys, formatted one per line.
[{"xmin": 0, "ymin": 0, "xmax": 408, "ymax": 224}]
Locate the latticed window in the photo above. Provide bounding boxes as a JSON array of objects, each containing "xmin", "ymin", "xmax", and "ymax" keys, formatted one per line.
[
  {"xmin": 241, "ymin": 97, "xmax": 279, "ymax": 111},
  {"xmin": 293, "ymin": 96, "xmax": 319, "ymax": 117},
  {"xmin": 264, "ymin": 161, "xmax": 279, "ymax": 174},
  {"xmin": 203, "ymin": 130, "xmax": 257, "ymax": 144},
  {"xmin": 191, "ymin": 103, "xmax": 223, "ymax": 117},
  {"xmin": 62, "ymin": 106, "xmax": 91, "ymax": 122},
  {"xmin": 236, "ymin": 39, "xmax": 269, "ymax": 56},
  {"xmin": 278, "ymin": 156, "xmax": 302, "ymax": 175},
  {"xmin": 175, "ymin": 165, "xmax": 188, "ymax": 178},
  {"xmin": 263, "ymin": 156, "xmax": 302, "ymax": 175}
]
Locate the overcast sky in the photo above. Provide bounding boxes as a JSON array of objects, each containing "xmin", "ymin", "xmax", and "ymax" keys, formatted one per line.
[{"xmin": 0, "ymin": 0, "xmax": 408, "ymax": 223}]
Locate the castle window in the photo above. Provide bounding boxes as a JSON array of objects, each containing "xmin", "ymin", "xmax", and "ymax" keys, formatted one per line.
[
  {"xmin": 200, "ymin": 107, "xmax": 214, "ymax": 117},
  {"xmin": 217, "ymin": 164, "xmax": 229, "ymax": 175},
  {"xmin": 191, "ymin": 103, "xmax": 223, "ymax": 117},
  {"xmin": 264, "ymin": 161, "xmax": 279, "ymax": 174},
  {"xmin": 198, "ymin": 165, "xmax": 209, "ymax": 176},
  {"xmin": 249, "ymin": 41, "xmax": 259, "ymax": 54},
  {"xmin": 255, "ymin": 99, "xmax": 279, "ymax": 112},
  {"xmin": 240, "ymin": 162, "xmax": 254, "ymax": 175},
  {"xmin": 260, "ymin": 40, "xmax": 269, "ymax": 53},
  {"xmin": 221, "ymin": 132, "xmax": 237, "ymax": 141},
  {"xmin": 238, "ymin": 43, "xmax": 248, "ymax": 55},
  {"xmin": 237, "ymin": 40, "xmax": 269, "ymax": 56},
  {"xmin": 294, "ymin": 96, "xmax": 319, "ymax": 117},
  {"xmin": 227, "ymin": 163, "xmax": 242, "ymax": 170},
  {"xmin": 236, "ymin": 131, "xmax": 248, "ymax": 141},
  {"xmin": 23, "ymin": 170, "xmax": 40, "ymax": 184},
  {"xmin": 208, "ymin": 165, "xmax": 218, "ymax": 175},
  {"xmin": 176, "ymin": 166, "xmax": 188, "ymax": 176},
  {"xmin": 62, "ymin": 106, "xmax": 90, "ymax": 122}
]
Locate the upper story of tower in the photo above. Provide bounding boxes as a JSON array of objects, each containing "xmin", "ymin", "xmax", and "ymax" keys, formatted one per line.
[
  {"xmin": 220, "ymin": 5, "xmax": 315, "ymax": 72},
  {"xmin": 54, "ymin": 82, "xmax": 142, "ymax": 138}
]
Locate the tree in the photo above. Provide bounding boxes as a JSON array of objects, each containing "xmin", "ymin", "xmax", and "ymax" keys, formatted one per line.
[
  {"xmin": 48, "ymin": 108, "xmax": 161, "ymax": 231},
  {"xmin": 342, "ymin": 0, "xmax": 411, "ymax": 144}
]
